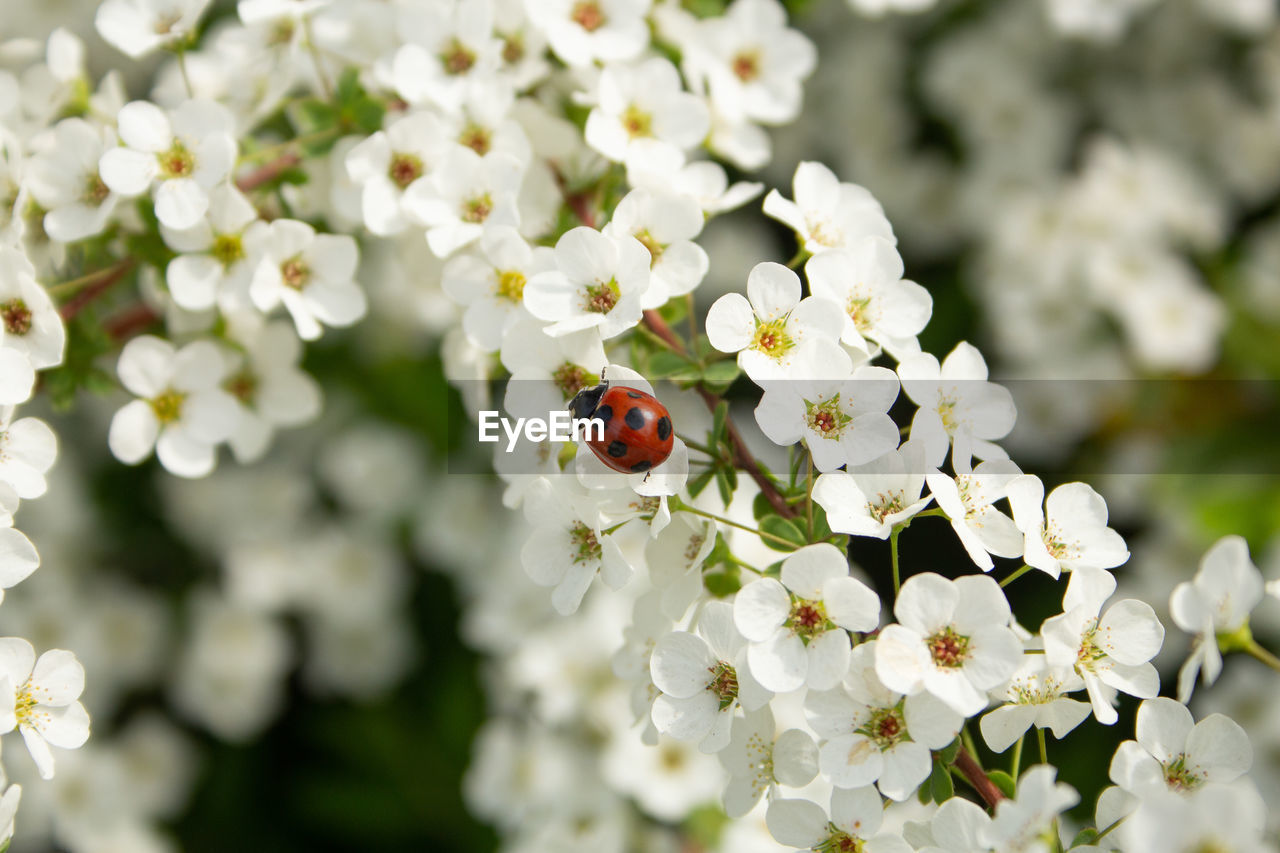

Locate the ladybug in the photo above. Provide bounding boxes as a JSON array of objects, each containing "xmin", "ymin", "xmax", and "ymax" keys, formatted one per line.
[{"xmin": 568, "ymin": 374, "xmax": 674, "ymax": 475}]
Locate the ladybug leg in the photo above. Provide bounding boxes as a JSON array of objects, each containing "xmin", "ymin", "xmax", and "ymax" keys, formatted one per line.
[{"xmin": 643, "ymin": 471, "xmax": 651, "ymax": 483}]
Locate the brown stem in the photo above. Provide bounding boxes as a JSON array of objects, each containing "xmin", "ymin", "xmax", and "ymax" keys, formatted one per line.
[
  {"xmin": 236, "ymin": 152, "xmax": 302, "ymax": 193},
  {"xmin": 954, "ymin": 747, "xmax": 1005, "ymax": 809},
  {"xmin": 552, "ymin": 165, "xmax": 596, "ymax": 229},
  {"xmin": 103, "ymin": 303, "xmax": 160, "ymax": 341},
  {"xmin": 58, "ymin": 259, "xmax": 137, "ymax": 321},
  {"xmin": 641, "ymin": 310, "xmax": 797, "ymax": 519}
]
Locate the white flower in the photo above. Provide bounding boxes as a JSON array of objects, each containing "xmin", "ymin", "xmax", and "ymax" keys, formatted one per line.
[
  {"xmin": 96, "ymin": 0, "xmax": 212, "ymax": 58},
  {"xmin": 754, "ymin": 365, "xmax": 901, "ymax": 472},
  {"xmin": 524, "ymin": 227, "xmax": 648, "ymax": 339},
  {"xmin": 1110, "ymin": 698, "xmax": 1251, "ymax": 800},
  {"xmin": 404, "ymin": 147, "xmax": 523, "ymax": 258},
  {"xmin": 237, "ymin": 0, "xmax": 329, "ymax": 24},
  {"xmin": 107, "ymin": 336, "xmax": 239, "ymax": 478},
  {"xmin": 602, "ymin": 188, "xmax": 708, "ymax": 309},
  {"xmin": 0, "ymin": 639, "xmax": 90, "ymax": 779},
  {"xmin": 0, "ymin": 247, "xmax": 65, "ymax": 370},
  {"xmin": 899, "ymin": 341, "xmax": 1016, "ymax": 466},
  {"xmin": 527, "ymin": 0, "xmax": 652, "ymax": 68},
  {"xmin": 925, "ymin": 458, "xmax": 1024, "ymax": 572},
  {"xmin": 719, "ymin": 707, "xmax": 817, "ymax": 817},
  {"xmin": 0, "ymin": 527, "xmax": 39, "ymax": 603},
  {"xmin": 624, "ymin": 142, "xmax": 763, "ymax": 215},
  {"xmin": 650, "ymin": 600, "xmax": 769, "ymax": 753},
  {"xmin": 584, "ymin": 57, "xmax": 711, "ymax": 166},
  {"xmin": 0, "ymin": 785, "xmax": 18, "ymax": 847},
  {"xmin": 99, "ymin": 99, "xmax": 237, "ymax": 230},
  {"xmin": 1006, "ymin": 476, "xmax": 1129, "ymax": 579},
  {"xmin": 389, "ymin": 0, "xmax": 502, "ymax": 114},
  {"xmin": 813, "ymin": 440, "xmax": 933, "ymax": 539},
  {"xmin": 686, "ymin": 0, "xmax": 816, "ymax": 125},
  {"xmin": 220, "ymin": 321, "xmax": 322, "ymax": 464},
  {"xmin": 705, "ymin": 261, "xmax": 850, "ymax": 381},
  {"xmin": 1171, "ymin": 535, "xmax": 1264, "ymax": 702},
  {"xmin": 248, "ymin": 219, "xmax": 367, "ymax": 341},
  {"xmin": 766, "ymin": 787, "xmax": 912, "ymax": 853},
  {"xmin": 979, "ymin": 765, "xmax": 1078, "ymax": 852},
  {"xmin": 500, "ymin": 313, "xmax": 607, "ymax": 420},
  {"xmin": 763, "ymin": 161, "xmax": 895, "ymax": 255},
  {"xmin": 25, "ymin": 118, "xmax": 121, "ymax": 243},
  {"xmin": 0, "ymin": 406, "xmax": 56, "ymax": 499},
  {"xmin": 344, "ymin": 111, "xmax": 447, "ymax": 237},
  {"xmin": 644, "ymin": 512, "xmax": 716, "ymax": 619},
  {"xmin": 806, "ymin": 641, "xmax": 963, "ymax": 801},
  {"xmin": 875, "ymin": 572, "xmax": 1022, "ymax": 717},
  {"xmin": 905, "ymin": 796, "xmax": 991, "ymax": 853},
  {"xmin": 442, "ymin": 226, "xmax": 553, "ymax": 351},
  {"xmin": 0, "ymin": 347, "xmax": 34, "ymax": 406},
  {"xmin": 1042, "ymin": 568, "xmax": 1164, "ymax": 725},
  {"xmin": 733, "ymin": 543, "xmax": 880, "ymax": 693},
  {"xmin": 805, "ymin": 238, "xmax": 932, "ymax": 359},
  {"xmin": 978, "ymin": 655, "xmax": 1090, "ymax": 753},
  {"xmin": 1118, "ymin": 782, "xmax": 1268, "ymax": 853},
  {"xmin": 520, "ymin": 477, "xmax": 640, "ymax": 614},
  {"xmin": 161, "ymin": 184, "xmax": 265, "ymax": 312}
]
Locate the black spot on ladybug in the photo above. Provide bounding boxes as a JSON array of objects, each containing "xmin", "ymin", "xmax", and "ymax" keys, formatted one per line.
[
  {"xmin": 607, "ymin": 441, "xmax": 628, "ymax": 458},
  {"xmin": 656, "ymin": 416, "xmax": 671, "ymax": 441},
  {"xmin": 626, "ymin": 391, "xmax": 643, "ymax": 398},
  {"xmin": 630, "ymin": 460, "xmax": 652, "ymax": 473},
  {"xmin": 596, "ymin": 404, "xmax": 613, "ymax": 423},
  {"xmin": 625, "ymin": 407, "xmax": 645, "ymax": 429}
]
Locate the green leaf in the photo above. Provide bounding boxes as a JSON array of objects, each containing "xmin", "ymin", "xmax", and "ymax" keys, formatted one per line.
[
  {"xmin": 703, "ymin": 359, "xmax": 740, "ymax": 386},
  {"xmin": 759, "ymin": 516, "xmax": 807, "ymax": 551},
  {"xmin": 752, "ymin": 491, "xmax": 773, "ymax": 523},
  {"xmin": 1072, "ymin": 828, "xmax": 1100, "ymax": 847},
  {"xmin": 939, "ymin": 738, "xmax": 961, "ymax": 765},
  {"xmin": 810, "ymin": 502, "xmax": 832, "ymax": 541},
  {"xmin": 712, "ymin": 400, "xmax": 729, "ymax": 448},
  {"xmin": 688, "ymin": 468, "xmax": 714, "ymax": 499},
  {"xmin": 917, "ymin": 770, "xmax": 933, "ymax": 805},
  {"xmin": 336, "ymin": 67, "xmax": 362, "ymax": 104},
  {"xmin": 715, "ymin": 467, "xmax": 733, "ymax": 507},
  {"xmin": 704, "ymin": 568, "xmax": 741, "ymax": 598},
  {"xmin": 987, "ymin": 770, "xmax": 1017, "ymax": 799},
  {"xmin": 930, "ymin": 759, "xmax": 954, "ymax": 803},
  {"xmin": 649, "ymin": 350, "xmax": 696, "ymax": 378}
]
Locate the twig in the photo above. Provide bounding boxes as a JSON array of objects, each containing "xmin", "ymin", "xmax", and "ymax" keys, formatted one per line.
[
  {"xmin": 103, "ymin": 303, "xmax": 160, "ymax": 341},
  {"xmin": 236, "ymin": 152, "xmax": 303, "ymax": 192},
  {"xmin": 954, "ymin": 747, "xmax": 1005, "ymax": 809},
  {"xmin": 57, "ymin": 259, "xmax": 137, "ymax": 321}
]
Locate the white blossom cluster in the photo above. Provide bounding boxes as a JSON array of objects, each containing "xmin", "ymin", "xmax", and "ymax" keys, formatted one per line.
[{"xmin": 0, "ymin": 0, "xmax": 1274, "ymax": 850}]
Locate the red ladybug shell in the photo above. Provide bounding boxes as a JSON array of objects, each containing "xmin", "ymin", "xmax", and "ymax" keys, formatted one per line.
[{"xmin": 583, "ymin": 386, "xmax": 674, "ymax": 474}]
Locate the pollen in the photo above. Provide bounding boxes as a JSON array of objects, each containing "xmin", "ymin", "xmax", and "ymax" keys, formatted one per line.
[
  {"xmin": 633, "ymin": 229, "xmax": 663, "ymax": 263},
  {"xmin": 441, "ymin": 39, "xmax": 477, "ymax": 75},
  {"xmin": 805, "ymin": 395, "xmax": 852, "ymax": 439},
  {"xmin": 0, "ymin": 298, "xmax": 32, "ymax": 336},
  {"xmin": 462, "ymin": 192, "xmax": 494, "ymax": 224},
  {"xmin": 571, "ymin": 1, "xmax": 606, "ymax": 32},
  {"xmin": 157, "ymin": 142, "xmax": 195, "ymax": 179},
  {"xmin": 787, "ymin": 597, "xmax": 829, "ymax": 640},
  {"xmin": 582, "ymin": 278, "xmax": 620, "ymax": 314},
  {"xmin": 732, "ymin": 50, "xmax": 761, "ymax": 82},
  {"xmin": 553, "ymin": 363, "xmax": 592, "ymax": 398},
  {"xmin": 707, "ymin": 660, "xmax": 739, "ymax": 710},
  {"xmin": 388, "ymin": 152, "xmax": 424, "ymax": 189},
  {"xmin": 502, "ymin": 34, "xmax": 525, "ymax": 65},
  {"xmin": 82, "ymin": 172, "xmax": 111, "ymax": 205},
  {"xmin": 752, "ymin": 319, "xmax": 792, "ymax": 358},
  {"xmin": 281, "ymin": 255, "xmax": 311, "ymax": 290},
  {"xmin": 212, "ymin": 233, "xmax": 245, "ymax": 268},
  {"xmin": 927, "ymin": 625, "xmax": 971, "ymax": 668},
  {"xmin": 569, "ymin": 520, "xmax": 602, "ymax": 564},
  {"xmin": 621, "ymin": 105, "xmax": 653, "ymax": 139},
  {"xmin": 225, "ymin": 369, "xmax": 258, "ymax": 404},
  {"xmin": 149, "ymin": 389, "xmax": 187, "ymax": 424},
  {"xmin": 495, "ymin": 269, "xmax": 526, "ymax": 302},
  {"xmin": 458, "ymin": 124, "xmax": 492, "ymax": 156}
]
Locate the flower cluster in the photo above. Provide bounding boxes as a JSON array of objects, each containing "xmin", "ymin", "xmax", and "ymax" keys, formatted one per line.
[{"xmin": 0, "ymin": 0, "xmax": 1274, "ymax": 850}]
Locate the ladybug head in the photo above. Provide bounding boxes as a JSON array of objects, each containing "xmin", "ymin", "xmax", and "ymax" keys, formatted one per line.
[{"xmin": 568, "ymin": 378, "xmax": 609, "ymax": 420}]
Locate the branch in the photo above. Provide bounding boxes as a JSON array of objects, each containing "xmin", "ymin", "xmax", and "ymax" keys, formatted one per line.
[
  {"xmin": 103, "ymin": 303, "xmax": 160, "ymax": 341},
  {"xmin": 236, "ymin": 152, "xmax": 302, "ymax": 193},
  {"xmin": 552, "ymin": 165, "xmax": 596, "ymax": 229},
  {"xmin": 57, "ymin": 259, "xmax": 137, "ymax": 321},
  {"xmin": 641, "ymin": 310, "xmax": 797, "ymax": 519},
  {"xmin": 954, "ymin": 747, "xmax": 1005, "ymax": 809}
]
